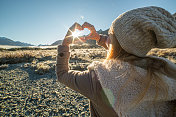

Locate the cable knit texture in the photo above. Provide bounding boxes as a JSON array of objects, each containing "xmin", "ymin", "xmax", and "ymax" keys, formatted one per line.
[
  {"xmin": 110, "ymin": 6, "xmax": 176, "ymax": 57},
  {"xmin": 88, "ymin": 59, "xmax": 176, "ymax": 117}
]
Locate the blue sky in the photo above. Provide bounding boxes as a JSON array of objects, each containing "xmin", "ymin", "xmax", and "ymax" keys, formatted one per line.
[{"xmin": 0, "ymin": 0, "xmax": 175, "ymax": 45}]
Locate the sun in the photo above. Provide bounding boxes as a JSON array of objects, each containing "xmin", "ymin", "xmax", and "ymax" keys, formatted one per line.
[{"xmin": 72, "ymin": 30, "xmax": 81, "ymax": 38}]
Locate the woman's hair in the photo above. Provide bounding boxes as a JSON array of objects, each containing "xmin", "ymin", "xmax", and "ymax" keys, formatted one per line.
[{"xmin": 106, "ymin": 28, "xmax": 169, "ymax": 110}]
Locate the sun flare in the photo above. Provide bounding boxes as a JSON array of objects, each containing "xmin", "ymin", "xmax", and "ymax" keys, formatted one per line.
[{"xmin": 72, "ymin": 30, "xmax": 81, "ymax": 38}]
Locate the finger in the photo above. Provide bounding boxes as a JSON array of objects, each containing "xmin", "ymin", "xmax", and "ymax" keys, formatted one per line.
[
  {"xmin": 84, "ymin": 27, "xmax": 96, "ymax": 33},
  {"xmin": 82, "ymin": 22, "xmax": 93, "ymax": 29},
  {"xmin": 75, "ymin": 23, "xmax": 83, "ymax": 30},
  {"xmin": 82, "ymin": 22, "xmax": 96, "ymax": 33},
  {"xmin": 72, "ymin": 38, "xmax": 80, "ymax": 43},
  {"xmin": 62, "ymin": 37, "xmax": 73, "ymax": 46},
  {"xmin": 79, "ymin": 36, "xmax": 86, "ymax": 40},
  {"xmin": 66, "ymin": 22, "xmax": 81, "ymax": 36},
  {"xmin": 83, "ymin": 22, "xmax": 92, "ymax": 26},
  {"xmin": 81, "ymin": 35, "xmax": 96, "ymax": 40},
  {"xmin": 70, "ymin": 22, "xmax": 81, "ymax": 31}
]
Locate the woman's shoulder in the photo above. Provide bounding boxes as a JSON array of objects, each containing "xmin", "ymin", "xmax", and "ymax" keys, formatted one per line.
[
  {"xmin": 87, "ymin": 59, "xmax": 148, "ymax": 84},
  {"xmin": 88, "ymin": 60, "xmax": 147, "ymax": 73}
]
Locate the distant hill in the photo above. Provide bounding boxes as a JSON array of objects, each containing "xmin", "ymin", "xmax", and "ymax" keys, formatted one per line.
[
  {"xmin": 97, "ymin": 29, "xmax": 109, "ymax": 35},
  {"xmin": 51, "ymin": 40, "xmax": 63, "ymax": 46},
  {"xmin": 51, "ymin": 29, "xmax": 109, "ymax": 45},
  {"xmin": 0, "ymin": 37, "xmax": 33, "ymax": 46},
  {"xmin": 38, "ymin": 44, "xmax": 50, "ymax": 46}
]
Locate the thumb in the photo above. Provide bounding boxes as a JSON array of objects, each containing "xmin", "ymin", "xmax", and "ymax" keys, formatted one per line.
[{"xmin": 79, "ymin": 36, "xmax": 88, "ymax": 42}]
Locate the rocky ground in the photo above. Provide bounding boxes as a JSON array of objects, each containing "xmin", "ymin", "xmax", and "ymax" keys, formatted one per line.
[
  {"xmin": 0, "ymin": 64, "xmax": 89, "ymax": 116},
  {"xmin": 0, "ymin": 47, "xmax": 175, "ymax": 116},
  {"xmin": 0, "ymin": 47, "xmax": 106, "ymax": 116}
]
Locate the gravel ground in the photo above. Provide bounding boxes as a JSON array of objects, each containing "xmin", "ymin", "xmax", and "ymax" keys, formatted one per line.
[{"xmin": 0, "ymin": 63, "xmax": 90, "ymax": 116}]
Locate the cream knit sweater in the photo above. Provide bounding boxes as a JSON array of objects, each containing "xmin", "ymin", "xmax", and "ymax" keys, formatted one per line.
[{"xmin": 88, "ymin": 59, "xmax": 176, "ymax": 117}]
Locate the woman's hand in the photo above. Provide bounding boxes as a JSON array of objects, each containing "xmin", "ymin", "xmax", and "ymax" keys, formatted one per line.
[
  {"xmin": 80, "ymin": 22, "xmax": 100, "ymax": 42},
  {"xmin": 62, "ymin": 22, "xmax": 83, "ymax": 46}
]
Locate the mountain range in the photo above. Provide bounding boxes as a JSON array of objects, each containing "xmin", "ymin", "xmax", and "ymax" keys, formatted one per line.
[{"xmin": 0, "ymin": 37, "xmax": 33, "ymax": 46}]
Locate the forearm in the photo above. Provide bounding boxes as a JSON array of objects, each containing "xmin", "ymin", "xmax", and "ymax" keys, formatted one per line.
[
  {"xmin": 55, "ymin": 45, "xmax": 95, "ymax": 99},
  {"xmin": 56, "ymin": 45, "xmax": 70, "ymax": 78}
]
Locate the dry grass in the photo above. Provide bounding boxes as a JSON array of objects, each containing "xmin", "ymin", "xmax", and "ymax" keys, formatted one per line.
[
  {"xmin": 0, "ymin": 47, "xmax": 175, "ymax": 74},
  {"xmin": 148, "ymin": 48, "xmax": 176, "ymax": 63},
  {"xmin": 24, "ymin": 60, "xmax": 56, "ymax": 75},
  {"xmin": 0, "ymin": 46, "xmax": 107, "ymax": 73},
  {"xmin": 0, "ymin": 50, "xmax": 57, "ymax": 64}
]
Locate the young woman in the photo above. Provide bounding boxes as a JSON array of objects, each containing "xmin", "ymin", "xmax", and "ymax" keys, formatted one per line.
[{"xmin": 56, "ymin": 6, "xmax": 176, "ymax": 117}]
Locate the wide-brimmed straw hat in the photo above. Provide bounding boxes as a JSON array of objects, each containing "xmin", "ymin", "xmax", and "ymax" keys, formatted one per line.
[{"xmin": 109, "ymin": 6, "xmax": 176, "ymax": 57}]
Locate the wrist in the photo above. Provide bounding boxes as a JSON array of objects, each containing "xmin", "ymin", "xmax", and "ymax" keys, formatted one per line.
[
  {"xmin": 62, "ymin": 42, "xmax": 69, "ymax": 46},
  {"xmin": 62, "ymin": 37, "xmax": 72, "ymax": 46},
  {"xmin": 96, "ymin": 34, "xmax": 108, "ymax": 46},
  {"xmin": 97, "ymin": 34, "xmax": 107, "ymax": 43},
  {"xmin": 58, "ymin": 45, "xmax": 70, "ymax": 52}
]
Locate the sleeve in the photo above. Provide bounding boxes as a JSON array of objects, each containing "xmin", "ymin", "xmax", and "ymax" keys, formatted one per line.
[
  {"xmin": 55, "ymin": 45, "xmax": 96, "ymax": 100},
  {"xmin": 96, "ymin": 34, "xmax": 110, "ymax": 50}
]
